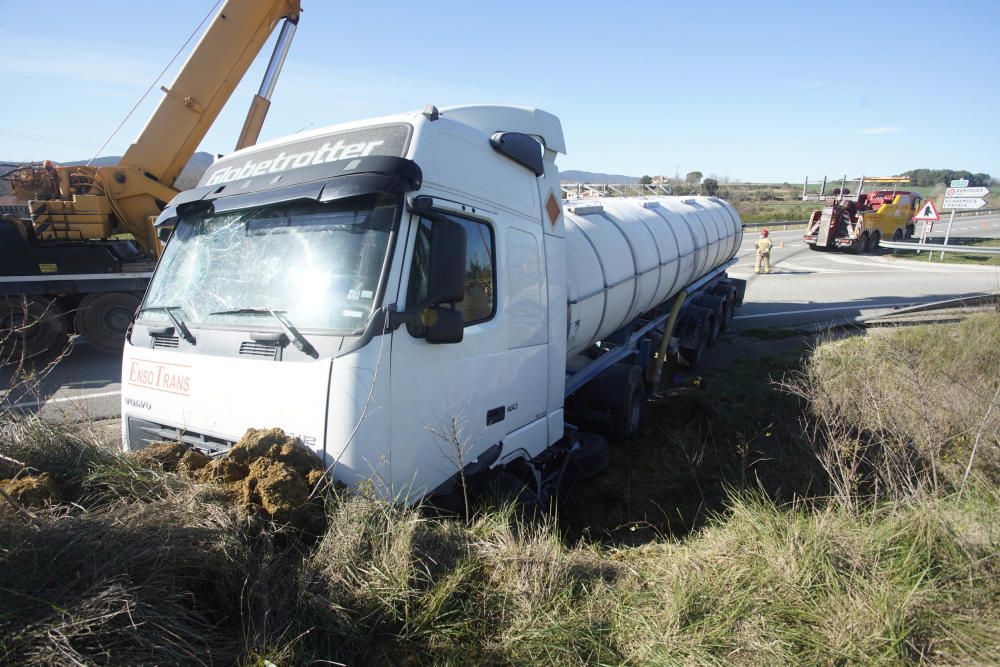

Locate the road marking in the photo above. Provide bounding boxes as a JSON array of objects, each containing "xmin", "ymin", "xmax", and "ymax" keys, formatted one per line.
[
  {"xmin": 734, "ymin": 303, "xmax": 918, "ymax": 320},
  {"xmin": 6, "ymin": 390, "xmax": 120, "ymax": 410}
]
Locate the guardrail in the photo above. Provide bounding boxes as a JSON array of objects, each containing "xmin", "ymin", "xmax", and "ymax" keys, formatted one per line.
[
  {"xmin": 945, "ymin": 207, "xmax": 1000, "ymax": 217},
  {"xmin": 743, "ymin": 207, "xmax": 1000, "ymax": 231},
  {"xmin": 879, "ymin": 240, "xmax": 1000, "ymax": 255}
]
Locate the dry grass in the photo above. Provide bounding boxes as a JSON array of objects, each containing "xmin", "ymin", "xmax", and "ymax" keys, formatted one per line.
[
  {"xmin": 2, "ymin": 316, "xmax": 999, "ymax": 664},
  {"xmin": 787, "ymin": 314, "xmax": 1000, "ymax": 503}
]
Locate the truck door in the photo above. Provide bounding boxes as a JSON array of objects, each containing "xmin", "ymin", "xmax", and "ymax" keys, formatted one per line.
[
  {"xmin": 501, "ymin": 220, "xmax": 549, "ymax": 454},
  {"xmin": 389, "ymin": 209, "xmax": 508, "ymax": 501}
]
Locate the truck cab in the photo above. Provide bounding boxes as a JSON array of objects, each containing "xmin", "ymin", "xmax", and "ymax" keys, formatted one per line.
[{"xmin": 123, "ymin": 106, "xmax": 570, "ymax": 504}]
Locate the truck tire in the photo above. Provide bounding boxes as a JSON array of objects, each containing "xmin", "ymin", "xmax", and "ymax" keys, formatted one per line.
[
  {"xmin": 892, "ymin": 228, "xmax": 903, "ymax": 242},
  {"xmin": 75, "ymin": 292, "xmax": 141, "ymax": 354},
  {"xmin": 870, "ymin": 230, "xmax": 881, "ymax": 252},
  {"xmin": 600, "ymin": 364, "xmax": 645, "ymax": 441},
  {"xmin": 1, "ymin": 297, "xmax": 68, "ymax": 362},
  {"xmin": 565, "ymin": 432, "xmax": 610, "ymax": 482},
  {"xmin": 850, "ymin": 232, "xmax": 866, "ymax": 254},
  {"xmin": 487, "ymin": 471, "xmax": 542, "ymax": 514},
  {"xmin": 905, "ymin": 224, "xmax": 915, "ymax": 239}
]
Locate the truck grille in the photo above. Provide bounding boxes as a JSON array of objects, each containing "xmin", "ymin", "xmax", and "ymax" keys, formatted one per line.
[
  {"xmin": 239, "ymin": 341, "xmax": 279, "ymax": 359},
  {"xmin": 127, "ymin": 417, "xmax": 233, "ymax": 455},
  {"xmin": 151, "ymin": 336, "xmax": 179, "ymax": 349}
]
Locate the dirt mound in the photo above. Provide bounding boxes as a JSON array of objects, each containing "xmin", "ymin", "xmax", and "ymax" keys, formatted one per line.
[
  {"xmin": 129, "ymin": 428, "xmax": 326, "ymax": 531},
  {"xmin": 0, "ymin": 472, "xmax": 61, "ymax": 507}
]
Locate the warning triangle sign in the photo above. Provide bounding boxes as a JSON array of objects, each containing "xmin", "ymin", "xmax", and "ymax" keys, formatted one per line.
[{"xmin": 913, "ymin": 199, "xmax": 940, "ymax": 221}]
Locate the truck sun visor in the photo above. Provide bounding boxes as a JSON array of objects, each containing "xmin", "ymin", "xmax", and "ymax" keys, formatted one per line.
[
  {"xmin": 158, "ymin": 157, "xmax": 422, "ymax": 224},
  {"xmin": 201, "ymin": 123, "xmax": 412, "ymax": 187}
]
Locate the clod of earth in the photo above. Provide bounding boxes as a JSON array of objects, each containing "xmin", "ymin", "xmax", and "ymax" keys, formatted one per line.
[
  {"xmin": 131, "ymin": 441, "xmax": 190, "ymax": 472},
  {"xmin": 0, "ymin": 472, "xmax": 61, "ymax": 507},
  {"xmin": 129, "ymin": 428, "xmax": 326, "ymax": 531}
]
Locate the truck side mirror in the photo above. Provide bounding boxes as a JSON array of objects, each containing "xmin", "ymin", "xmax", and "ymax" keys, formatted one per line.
[
  {"xmin": 426, "ymin": 217, "xmax": 467, "ymax": 305},
  {"xmin": 425, "ymin": 306, "xmax": 464, "ymax": 344}
]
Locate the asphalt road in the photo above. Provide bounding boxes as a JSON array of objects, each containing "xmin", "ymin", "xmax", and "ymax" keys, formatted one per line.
[
  {"xmin": 3, "ymin": 213, "xmax": 998, "ymax": 423},
  {"xmin": 731, "ymin": 213, "xmax": 1000, "ymax": 330}
]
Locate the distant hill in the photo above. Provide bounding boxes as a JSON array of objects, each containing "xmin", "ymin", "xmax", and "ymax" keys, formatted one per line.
[
  {"xmin": 0, "ymin": 151, "xmax": 215, "ymax": 196},
  {"xmin": 559, "ymin": 169, "xmax": 640, "ymax": 184}
]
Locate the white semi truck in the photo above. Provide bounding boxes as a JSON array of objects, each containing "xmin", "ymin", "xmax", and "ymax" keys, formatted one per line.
[{"xmin": 121, "ymin": 105, "xmax": 744, "ymax": 505}]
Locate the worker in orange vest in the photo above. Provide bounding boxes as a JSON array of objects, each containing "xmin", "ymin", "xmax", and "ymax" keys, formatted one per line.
[{"xmin": 755, "ymin": 229, "xmax": 773, "ymax": 274}]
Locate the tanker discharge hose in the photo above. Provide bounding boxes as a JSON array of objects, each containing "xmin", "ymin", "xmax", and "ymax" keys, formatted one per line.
[{"xmin": 649, "ymin": 290, "xmax": 687, "ymax": 393}]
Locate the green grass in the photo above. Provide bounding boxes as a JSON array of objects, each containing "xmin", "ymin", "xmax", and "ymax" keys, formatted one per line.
[{"xmin": 734, "ymin": 200, "xmax": 818, "ymax": 224}]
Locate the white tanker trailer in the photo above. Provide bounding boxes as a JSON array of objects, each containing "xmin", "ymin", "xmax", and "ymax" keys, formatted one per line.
[{"xmin": 121, "ymin": 105, "xmax": 745, "ymax": 506}]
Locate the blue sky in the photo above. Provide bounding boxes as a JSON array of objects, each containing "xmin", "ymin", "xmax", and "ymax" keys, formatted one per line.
[{"xmin": 1, "ymin": 0, "xmax": 997, "ymax": 182}]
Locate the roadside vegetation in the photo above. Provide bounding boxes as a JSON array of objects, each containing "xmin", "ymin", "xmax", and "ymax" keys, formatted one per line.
[
  {"xmin": 718, "ymin": 183, "xmax": 816, "ymax": 225},
  {"xmin": 2, "ymin": 314, "xmax": 999, "ymax": 665}
]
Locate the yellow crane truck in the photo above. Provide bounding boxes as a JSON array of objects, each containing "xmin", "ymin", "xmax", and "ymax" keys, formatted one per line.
[
  {"xmin": 803, "ymin": 176, "xmax": 922, "ymax": 253},
  {"xmin": 1, "ymin": 0, "xmax": 301, "ymax": 360}
]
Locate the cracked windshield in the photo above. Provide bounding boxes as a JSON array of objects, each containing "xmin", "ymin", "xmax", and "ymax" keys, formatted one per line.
[{"xmin": 140, "ymin": 193, "xmax": 397, "ymax": 332}]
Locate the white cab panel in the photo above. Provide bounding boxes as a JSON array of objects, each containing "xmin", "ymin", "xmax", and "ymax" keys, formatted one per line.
[
  {"xmin": 122, "ymin": 346, "xmax": 331, "ymax": 456},
  {"xmin": 506, "ymin": 227, "xmax": 547, "ymax": 348}
]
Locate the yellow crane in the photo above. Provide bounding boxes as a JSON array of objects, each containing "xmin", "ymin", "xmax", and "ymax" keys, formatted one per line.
[{"xmin": 1, "ymin": 0, "xmax": 302, "ymax": 359}]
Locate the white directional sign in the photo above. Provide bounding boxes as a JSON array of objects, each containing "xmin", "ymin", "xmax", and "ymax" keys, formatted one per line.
[
  {"xmin": 941, "ymin": 197, "xmax": 987, "ymax": 210},
  {"xmin": 945, "ymin": 187, "xmax": 990, "ymax": 198},
  {"xmin": 913, "ymin": 198, "xmax": 940, "ymax": 221},
  {"xmin": 950, "ymin": 179, "xmax": 969, "ymax": 188}
]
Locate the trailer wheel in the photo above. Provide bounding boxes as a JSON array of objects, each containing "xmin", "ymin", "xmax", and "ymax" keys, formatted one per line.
[
  {"xmin": 711, "ymin": 285, "xmax": 736, "ymax": 330},
  {"xmin": 1, "ymin": 297, "xmax": 68, "ymax": 362},
  {"xmin": 678, "ymin": 336, "xmax": 705, "ymax": 369},
  {"xmin": 75, "ymin": 292, "xmax": 140, "ymax": 354},
  {"xmin": 601, "ymin": 364, "xmax": 645, "ymax": 441},
  {"xmin": 892, "ymin": 228, "xmax": 903, "ymax": 242},
  {"xmin": 696, "ymin": 295, "xmax": 725, "ymax": 346}
]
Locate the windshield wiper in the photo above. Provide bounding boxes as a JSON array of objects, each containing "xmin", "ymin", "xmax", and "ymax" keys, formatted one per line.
[
  {"xmin": 137, "ymin": 305, "xmax": 196, "ymax": 344},
  {"xmin": 208, "ymin": 307, "xmax": 316, "ymax": 357}
]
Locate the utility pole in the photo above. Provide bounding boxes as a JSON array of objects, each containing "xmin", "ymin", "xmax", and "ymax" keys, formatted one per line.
[{"xmin": 674, "ymin": 164, "xmax": 680, "ymax": 181}]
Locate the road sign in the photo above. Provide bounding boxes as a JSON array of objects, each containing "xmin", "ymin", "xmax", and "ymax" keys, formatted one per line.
[
  {"xmin": 913, "ymin": 198, "xmax": 940, "ymax": 221},
  {"xmin": 941, "ymin": 197, "xmax": 987, "ymax": 210},
  {"xmin": 945, "ymin": 186, "xmax": 990, "ymax": 198},
  {"xmin": 950, "ymin": 179, "xmax": 969, "ymax": 188}
]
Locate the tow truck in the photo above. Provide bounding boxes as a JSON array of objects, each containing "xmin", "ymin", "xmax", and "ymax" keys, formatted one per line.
[{"xmin": 804, "ymin": 176, "xmax": 922, "ymax": 252}]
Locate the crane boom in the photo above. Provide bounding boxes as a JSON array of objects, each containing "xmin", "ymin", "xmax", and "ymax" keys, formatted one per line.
[
  {"xmin": 122, "ymin": 0, "xmax": 301, "ymax": 187},
  {"xmin": 6, "ymin": 0, "xmax": 301, "ymax": 255},
  {"xmin": 0, "ymin": 0, "xmax": 302, "ymax": 360}
]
